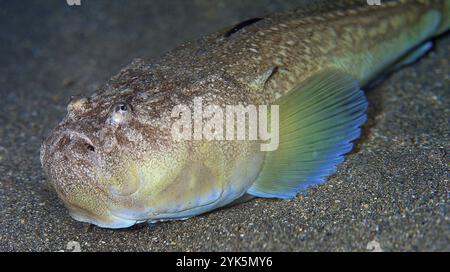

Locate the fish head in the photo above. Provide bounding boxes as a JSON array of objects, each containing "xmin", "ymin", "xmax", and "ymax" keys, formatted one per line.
[
  {"xmin": 40, "ymin": 66, "xmax": 264, "ymax": 229},
  {"xmin": 40, "ymin": 88, "xmax": 220, "ymax": 228}
]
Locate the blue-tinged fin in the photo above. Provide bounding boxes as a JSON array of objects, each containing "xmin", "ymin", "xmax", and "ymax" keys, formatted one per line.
[
  {"xmin": 391, "ymin": 41, "xmax": 433, "ymax": 71},
  {"xmin": 368, "ymin": 41, "xmax": 433, "ymax": 89},
  {"xmin": 247, "ymin": 69, "xmax": 368, "ymax": 199}
]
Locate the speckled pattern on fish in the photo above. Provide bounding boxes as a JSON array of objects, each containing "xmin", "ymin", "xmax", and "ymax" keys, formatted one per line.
[{"xmin": 0, "ymin": 0, "xmax": 449, "ymax": 250}]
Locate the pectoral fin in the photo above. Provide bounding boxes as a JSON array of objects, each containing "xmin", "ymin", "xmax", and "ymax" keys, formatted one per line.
[
  {"xmin": 247, "ymin": 69, "xmax": 368, "ymax": 198},
  {"xmin": 392, "ymin": 41, "xmax": 433, "ymax": 70}
]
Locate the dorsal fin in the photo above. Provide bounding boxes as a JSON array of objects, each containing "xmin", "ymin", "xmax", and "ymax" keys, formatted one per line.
[{"xmin": 224, "ymin": 17, "xmax": 264, "ymax": 37}]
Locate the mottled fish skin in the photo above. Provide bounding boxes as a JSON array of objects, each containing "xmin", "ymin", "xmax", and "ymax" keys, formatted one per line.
[{"xmin": 41, "ymin": 0, "xmax": 449, "ymax": 228}]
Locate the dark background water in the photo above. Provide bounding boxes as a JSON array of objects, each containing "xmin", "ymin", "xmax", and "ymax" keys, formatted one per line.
[{"xmin": 0, "ymin": 0, "xmax": 448, "ymax": 251}]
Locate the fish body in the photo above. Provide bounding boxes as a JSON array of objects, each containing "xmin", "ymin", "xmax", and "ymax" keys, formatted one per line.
[{"xmin": 41, "ymin": 0, "xmax": 449, "ymax": 228}]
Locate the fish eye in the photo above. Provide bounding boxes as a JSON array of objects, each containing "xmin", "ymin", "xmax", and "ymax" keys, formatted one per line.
[
  {"xmin": 114, "ymin": 102, "xmax": 129, "ymax": 112},
  {"xmin": 108, "ymin": 102, "xmax": 132, "ymax": 125}
]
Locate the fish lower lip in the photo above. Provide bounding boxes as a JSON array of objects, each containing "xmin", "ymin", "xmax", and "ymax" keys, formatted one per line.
[
  {"xmin": 64, "ymin": 201, "xmax": 136, "ymax": 229},
  {"xmin": 69, "ymin": 208, "xmax": 139, "ymax": 229}
]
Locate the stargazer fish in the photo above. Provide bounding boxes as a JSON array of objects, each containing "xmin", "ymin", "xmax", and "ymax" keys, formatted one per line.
[{"xmin": 41, "ymin": 0, "xmax": 450, "ymax": 228}]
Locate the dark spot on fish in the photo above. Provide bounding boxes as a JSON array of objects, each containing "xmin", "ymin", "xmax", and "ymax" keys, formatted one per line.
[
  {"xmin": 263, "ymin": 65, "xmax": 279, "ymax": 87},
  {"xmin": 85, "ymin": 143, "xmax": 95, "ymax": 152},
  {"xmin": 224, "ymin": 17, "xmax": 264, "ymax": 37}
]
